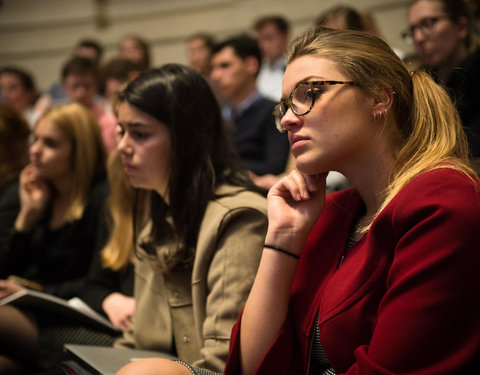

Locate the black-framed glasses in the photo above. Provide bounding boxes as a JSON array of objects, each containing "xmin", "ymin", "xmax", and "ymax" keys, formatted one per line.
[
  {"xmin": 273, "ymin": 80, "xmax": 355, "ymax": 133},
  {"xmin": 401, "ymin": 15, "xmax": 451, "ymax": 44}
]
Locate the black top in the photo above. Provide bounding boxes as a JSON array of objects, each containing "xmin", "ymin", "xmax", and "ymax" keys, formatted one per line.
[
  {"xmin": 439, "ymin": 47, "xmax": 480, "ymax": 158},
  {"xmin": 80, "ymin": 251, "xmax": 134, "ymax": 316},
  {"xmin": 231, "ymin": 95, "xmax": 290, "ymax": 175},
  {"xmin": 0, "ymin": 179, "xmax": 21, "ymax": 268},
  {"xmin": 1, "ymin": 178, "xmax": 109, "ymax": 299}
]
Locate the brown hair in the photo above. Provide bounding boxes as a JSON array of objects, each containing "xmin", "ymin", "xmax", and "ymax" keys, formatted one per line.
[{"xmin": 0, "ymin": 105, "xmax": 30, "ymax": 185}]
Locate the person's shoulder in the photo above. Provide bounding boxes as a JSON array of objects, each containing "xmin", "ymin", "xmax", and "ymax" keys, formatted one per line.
[
  {"xmin": 210, "ymin": 184, "xmax": 267, "ymax": 214},
  {"xmin": 401, "ymin": 168, "xmax": 478, "ymax": 194},
  {"xmin": 250, "ymin": 95, "xmax": 276, "ymax": 112},
  {"xmin": 389, "ymin": 168, "xmax": 480, "ymax": 217}
]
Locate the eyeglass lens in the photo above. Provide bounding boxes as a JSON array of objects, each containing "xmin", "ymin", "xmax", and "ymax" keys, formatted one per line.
[
  {"xmin": 274, "ymin": 82, "xmax": 315, "ymax": 132},
  {"xmin": 402, "ymin": 16, "xmax": 447, "ymax": 43}
]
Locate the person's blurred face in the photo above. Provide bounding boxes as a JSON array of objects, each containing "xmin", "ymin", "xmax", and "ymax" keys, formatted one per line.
[
  {"xmin": 29, "ymin": 118, "xmax": 72, "ymax": 181},
  {"xmin": 62, "ymin": 73, "xmax": 97, "ymax": 108},
  {"xmin": 322, "ymin": 15, "xmax": 348, "ymax": 31},
  {"xmin": 407, "ymin": 0, "xmax": 469, "ymax": 68},
  {"xmin": 211, "ymin": 47, "xmax": 254, "ymax": 101},
  {"xmin": 105, "ymin": 78, "xmax": 124, "ymax": 101},
  {"xmin": 116, "ymin": 102, "xmax": 171, "ymax": 196},
  {"xmin": 257, "ymin": 23, "xmax": 288, "ymax": 63},
  {"xmin": 120, "ymin": 37, "xmax": 145, "ymax": 65},
  {"xmin": 187, "ymin": 38, "xmax": 212, "ymax": 76},
  {"xmin": 74, "ymin": 46, "xmax": 100, "ymax": 64},
  {"xmin": 0, "ymin": 73, "xmax": 34, "ymax": 113}
]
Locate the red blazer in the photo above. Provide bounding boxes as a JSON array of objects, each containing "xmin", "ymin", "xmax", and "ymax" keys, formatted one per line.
[{"xmin": 225, "ymin": 169, "xmax": 480, "ymax": 374}]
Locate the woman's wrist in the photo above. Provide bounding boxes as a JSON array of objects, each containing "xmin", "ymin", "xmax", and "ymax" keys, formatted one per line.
[
  {"xmin": 14, "ymin": 210, "xmax": 40, "ymax": 232},
  {"xmin": 264, "ymin": 230, "xmax": 307, "ymax": 257}
]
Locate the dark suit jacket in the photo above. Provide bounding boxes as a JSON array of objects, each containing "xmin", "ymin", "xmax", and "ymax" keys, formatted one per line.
[{"xmin": 231, "ymin": 95, "xmax": 289, "ymax": 175}]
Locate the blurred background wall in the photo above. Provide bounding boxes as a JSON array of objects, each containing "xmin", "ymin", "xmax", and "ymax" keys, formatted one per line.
[{"xmin": 0, "ymin": 0, "xmax": 413, "ymax": 92}]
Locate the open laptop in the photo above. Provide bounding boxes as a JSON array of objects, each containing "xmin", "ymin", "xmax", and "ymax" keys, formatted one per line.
[{"xmin": 64, "ymin": 344, "xmax": 177, "ymax": 375}]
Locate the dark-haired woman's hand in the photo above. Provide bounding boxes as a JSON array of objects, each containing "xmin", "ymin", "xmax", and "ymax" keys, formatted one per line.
[
  {"xmin": 102, "ymin": 293, "xmax": 135, "ymax": 331},
  {"xmin": 0, "ymin": 279, "xmax": 25, "ymax": 299},
  {"xmin": 264, "ymin": 170, "xmax": 328, "ymax": 255},
  {"xmin": 14, "ymin": 164, "xmax": 51, "ymax": 232}
]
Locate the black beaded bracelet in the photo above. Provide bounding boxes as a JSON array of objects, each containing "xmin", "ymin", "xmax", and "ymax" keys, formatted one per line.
[{"xmin": 264, "ymin": 244, "xmax": 300, "ymax": 260}]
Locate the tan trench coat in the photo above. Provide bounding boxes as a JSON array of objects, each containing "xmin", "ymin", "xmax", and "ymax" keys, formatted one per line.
[{"xmin": 115, "ymin": 185, "xmax": 267, "ymax": 372}]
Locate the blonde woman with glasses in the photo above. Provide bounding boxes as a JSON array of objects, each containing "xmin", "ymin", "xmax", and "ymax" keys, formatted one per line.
[{"xmin": 219, "ymin": 27, "xmax": 479, "ymax": 375}]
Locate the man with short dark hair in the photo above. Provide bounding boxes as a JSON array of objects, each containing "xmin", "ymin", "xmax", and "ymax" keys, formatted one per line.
[{"xmin": 211, "ymin": 35, "xmax": 289, "ymax": 177}]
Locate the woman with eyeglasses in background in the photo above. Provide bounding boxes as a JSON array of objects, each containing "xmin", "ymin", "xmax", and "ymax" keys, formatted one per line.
[{"xmin": 404, "ymin": 0, "xmax": 480, "ymax": 168}]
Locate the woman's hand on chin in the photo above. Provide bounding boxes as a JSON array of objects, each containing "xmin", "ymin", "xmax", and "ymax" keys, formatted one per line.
[{"xmin": 265, "ymin": 170, "xmax": 328, "ymax": 252}]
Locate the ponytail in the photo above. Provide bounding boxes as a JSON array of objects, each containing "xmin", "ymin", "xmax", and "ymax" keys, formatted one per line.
[{"xmin": 368, "ymin": 71, "xmax": 476, "ymax": 231}]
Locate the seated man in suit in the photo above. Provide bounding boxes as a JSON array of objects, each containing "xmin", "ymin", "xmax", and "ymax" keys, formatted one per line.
[{"xmin": 211, "ymin": 34, "xmax": 290, "ymax": 178}]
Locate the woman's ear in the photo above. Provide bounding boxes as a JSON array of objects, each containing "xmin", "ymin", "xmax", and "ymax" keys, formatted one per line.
[{"xmin": 372, "ymin": 85, "xmax": 395, "ymax": 119}]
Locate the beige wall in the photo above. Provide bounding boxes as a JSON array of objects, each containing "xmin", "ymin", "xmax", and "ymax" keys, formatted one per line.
[{"xmin": 0, "ymin": 0, "xmax": 413, "ymax": 92}]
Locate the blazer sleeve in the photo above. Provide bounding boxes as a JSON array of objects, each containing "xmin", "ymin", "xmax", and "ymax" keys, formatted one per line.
[{"xmin": 191, "ymin": 207, "xmax": 267, "ymax": 372}]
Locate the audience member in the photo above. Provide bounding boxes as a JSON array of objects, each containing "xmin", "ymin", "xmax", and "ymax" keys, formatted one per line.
[
  {"xmin": 0, "ymin": 103, "xmax": 108, "ymax": 374},
  {"xmin": 221, "ymin": 27, "xmax": 480, "ymax": 375},
  {"xmin": 404, "ymin": 0, "xmax": 480, "ymax": 162},
  {"xmin": 46, "ymin": 38, "xmax": 104, "ymax": 103},
  {"xmin": 55, "ymin": 56, "xmax": 117, "ymax": 153},
  {"xmin": 315, "ymin": 4, "xmax": 367, "ymax": 30},
  {"xmin": 119, "ymin": 34, "xmax": 151, "ymax": 72},
  {"xmin": 73, "ymin": 38, "xmax": 104, "ymax": 66},
  {"xmin": 253, "ymin": 15, "xmax": 290, "ymax": 101},
  {"xmin": 185, "ymin": 32, "xmax": 226, "ymax": 108},
  {"xmin": 0, "ymin": 105, "xmax": 30, "ymax": 266},
  {"xmin": 0, "ymin": 66, "xmax": 41, "ymax": 127},
  {"xmin": 211, "ymin": 34, "xmax": 290, "ymax": 177},
  {"xmin": 102, "ymin": 64, "xmax": 268, "ymax": 375},
  {"xmin": 186, "ymin": 32, "xmax": 215, "ymax": 77},
  {"xmin": 99, "ymin": 57, "xmax": 141, "ymax": 108}
]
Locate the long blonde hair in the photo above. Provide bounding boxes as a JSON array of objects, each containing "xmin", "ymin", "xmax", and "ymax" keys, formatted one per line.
[
  {"xmin": 100, "ymin": 151, "xmax": 148, "ymax": 270},
  {"xmin": 40, "ymin": 103, "xmax": 106, "ymax": 221},
  {"xmin": 288, "ymin": 28, "xmax": 476, "ymax": 229}
]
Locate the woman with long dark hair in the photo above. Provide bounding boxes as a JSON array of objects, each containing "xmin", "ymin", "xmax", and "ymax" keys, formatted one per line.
[{"xmin": 108, "ymin": 64, "xmax": 267, "ymax": 374}]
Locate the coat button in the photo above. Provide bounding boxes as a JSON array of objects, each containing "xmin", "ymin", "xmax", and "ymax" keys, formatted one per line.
[
  {"xmin": 182, "ymin": 335, "xmax": 190, "ymax": 343},
  {"xmin": 173, "ymin": 291, "xmax": 180, "ymax": 298}
]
